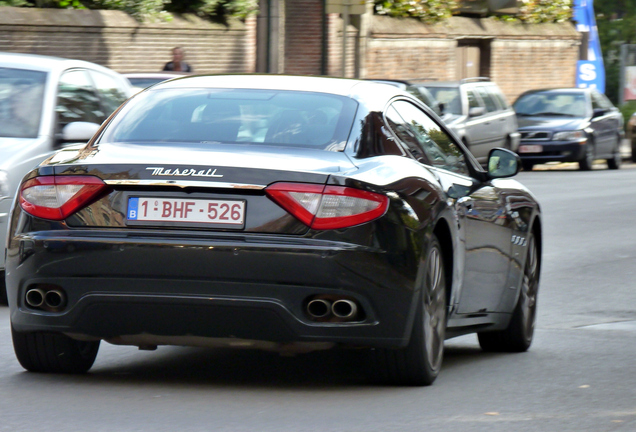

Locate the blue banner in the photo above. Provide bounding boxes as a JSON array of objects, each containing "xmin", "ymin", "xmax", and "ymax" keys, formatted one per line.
[{"xmin": 573, "ymin": 0, "xmax": 605, "ymax": 92}]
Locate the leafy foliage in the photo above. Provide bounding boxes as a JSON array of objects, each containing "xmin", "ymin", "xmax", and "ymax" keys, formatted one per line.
[
  {"xmin": 375, "ymin": 0, "xmax": 573, "ymax": 24},
  {"xmin": 375, "ymin": 0, "xmax": 458, "ymax": 23},
  {"xmin": 595, "ymin": 0, "xmax": 636, "ymax": 105},
  {"xmin": 1, "ymin": 0, "xmax": 257, "ymax": 21},
  {"xmin": 499, "ymin": 0, "xmax": 573, "ymax": 24}
]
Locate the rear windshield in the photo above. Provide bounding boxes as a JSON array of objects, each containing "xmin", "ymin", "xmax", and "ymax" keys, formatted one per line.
[
  {"xmin": 0, "ymin": 68, "xmax": 47, "ymax": 138},
  {"xmin": 102, "ymin": 88, "xmax": 358, "ymax": 151}
]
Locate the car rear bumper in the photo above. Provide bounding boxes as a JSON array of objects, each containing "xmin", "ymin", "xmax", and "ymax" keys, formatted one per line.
[
  {"xmin": 517, "ymin": 141, "xmax": 587, "ymax": 163},
  {"xmin": 6, "ymin": 230, "xmax": 417, "ymax": 349}
]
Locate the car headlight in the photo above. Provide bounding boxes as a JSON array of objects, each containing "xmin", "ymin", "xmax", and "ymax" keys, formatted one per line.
[
  {"xmin": 552, "ymin": 130, "xmax": 587, "ymax": 142},
  {"xmin": 0, "ymin": 170, "xmax": 9, "ymax": 200}
]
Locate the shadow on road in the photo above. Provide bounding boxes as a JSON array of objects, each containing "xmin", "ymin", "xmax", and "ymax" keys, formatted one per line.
[{"xmin": 7, "ymin": 342, "xmax": 516, "ymax": 389}]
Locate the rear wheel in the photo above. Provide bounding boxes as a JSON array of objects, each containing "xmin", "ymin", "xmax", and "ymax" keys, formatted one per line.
[
  {"xmin": 578, "ymin": 144, "xmax": 595, "ymax": 171},
  {"xmin": 478, "ymin": 232, "xmax": 539, "ymax": 352},
  {"xmin": 12, "ymin": 326, "xmax": 100, "ymax": 373},
  {"xmin": 631, "ymin": 137, "xmax": 636, "ymax": 163},
  {"xmin": 0, "ymin": 271, "xmax": 7, "ymax": 306},
  {"xmin": 607, "ymin": 137, "xmax": 621, "ymax": 170},
  {"xmin": 369, "ymin": 235, "xmax": 447, "ymax": 386}
]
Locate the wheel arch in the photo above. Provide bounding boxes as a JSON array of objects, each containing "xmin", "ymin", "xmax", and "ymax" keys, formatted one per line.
[{"xmin": 433, "ymin": 218, "xmax": 454, "ymax": 313}]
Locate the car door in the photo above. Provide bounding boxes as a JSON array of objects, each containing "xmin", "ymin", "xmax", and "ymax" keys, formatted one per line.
[
  {"xmin": 387, "ymin": 99, "xmax": 514, "ymax": 314},
  {"xmin": 589, "ymin": 90, "xmax": 616, "ymax": 156},
  {"xmin": 463, "ymin": 87, "xmax": 493, "ymax": 162}
]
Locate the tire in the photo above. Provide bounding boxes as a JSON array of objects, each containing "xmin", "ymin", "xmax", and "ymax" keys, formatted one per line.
[
  {"xmin": 578, "ymin": 144, "xmax": 595, "ymax": 171},
  {"xmin": 478, "ymin": 232, "xmax": 539, "ymax": 352},
  {"xmin": 631, "ymin": 138, "xmax": 636, "ymax": 163},
  {"xmin": 0, "ymin": 272, "xmax": 7, "ymax": 306},
  {"xmin": 12, "ymin": 326, "xmax": 100, "ymax": 373},
  {"xmin": 521, "ymin": 161, "xmax": 534, "ymax": 172},
  {"xmin": 369, "ymin": 235, "xmax": 447, "ymax": 386},
  {"xmin": 607, "ymin": 137, "xmax": 621, "ymax": 170}
]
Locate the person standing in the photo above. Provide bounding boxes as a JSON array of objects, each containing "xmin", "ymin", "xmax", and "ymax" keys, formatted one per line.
[{"xmin": 163, "ymin": 47, "xmax": 192, "ymax": 73}]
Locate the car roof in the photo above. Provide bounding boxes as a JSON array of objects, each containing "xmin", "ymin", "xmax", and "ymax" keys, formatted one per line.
[
  {"xmin": 154, "ymin": 74, "xmax": 391, "ymax": 97},
  {"xmin": 519, "ymin": 88, "xmax": 589, "ymax": 94},
  {"xmin": 0, "ymin": 51, "xmax": 118, "ymax": 75},
  {"xmin": 150, "ymin": 74, "xmax": 408, "ymax": 110}
]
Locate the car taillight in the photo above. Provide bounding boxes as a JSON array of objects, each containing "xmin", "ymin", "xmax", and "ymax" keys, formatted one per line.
[
  {"xmin": 265, "ymin": 182, "xmax": 389, "ymax": 230},
  {"xmin": 19, "ymin": 176, "xmax": 107, "ymax": 221}
]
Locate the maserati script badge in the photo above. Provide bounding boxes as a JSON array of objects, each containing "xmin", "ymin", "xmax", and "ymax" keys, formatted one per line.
[{"xmin": 145, "ymin": 167, "xmax": 223, "ymax": 178}]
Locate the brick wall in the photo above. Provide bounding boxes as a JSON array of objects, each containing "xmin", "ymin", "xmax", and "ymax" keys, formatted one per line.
[
  {"xmin": 364, "ymin": 15, "xmax": 581, "ymax": 103},
  {"xmin": 491, "ymin": 40, "xmax": 578, "ymax": 102},
  {"xmin": 0, "ymin": 6, "xmax": 255, "ymax": 74},
  {"xmin": 284, "ymin": 0, "xmax": 324, "ymax": 75}
]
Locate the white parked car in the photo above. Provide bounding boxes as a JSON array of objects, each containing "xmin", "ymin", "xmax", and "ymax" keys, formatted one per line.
[{"xmin": 0, "ymin": 52, "xmax": 133, "ymax": 303}]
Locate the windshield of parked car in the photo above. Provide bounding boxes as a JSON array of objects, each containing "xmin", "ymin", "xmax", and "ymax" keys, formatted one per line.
[
  {"xmin": 423, "ymin": 87, "xmax": 461, "ymax": 115},
  {"xmin": 0, "ymin": 67, "xmax": 47, "ymax": 138},
  {"xmin": 103, "ymin": 88, "xmax": 358, "ymax": 151},
  {"xmin": 514, "ymin": 91, "xmax": 587, "ymax": 117}
]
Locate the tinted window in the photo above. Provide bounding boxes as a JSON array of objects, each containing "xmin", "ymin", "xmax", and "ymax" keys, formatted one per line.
[
  {"xmin": 0, "ymin": 68, "xmax": 47, "ymax": 138},
  {"xmin": 57, "ymin": 69, "xmax": 103, "ymax": 130},
  {"xmin": 514, "ymin": 91, "xmax": 587, "ymax": 117},
  {"xmin": 390, "ymin": 100, "xmax": 469, "ymax": 175},
  {"xmin": 385, "ymin": 105, "xmax": 426, "ymax": 162},
  {"xmin": 476, "ymin": 86, "xmax": 498, "ymax": 112},
  {"xmin": 489, "ymin": 86, "xmax": 509, "ymax": 109},
  {"xmin": 466, "ymin": 90, "xmax": 481, "ymax": 109},
  {"xmin": 89, "ymin": 70, "xmax": 128, "ymax": 115},
  {"xmin": 103, "ymin": 88, "xmax": 358, "ymax": 151}
]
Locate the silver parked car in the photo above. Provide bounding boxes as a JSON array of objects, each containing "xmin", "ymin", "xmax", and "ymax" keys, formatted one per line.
[
  {"xmin": 418, "ymin": 78, "xmax": 520, "ymax": 164},
  {"xmin": 0, "ymin": 52, "xmax": 132, "ymax": 303}
]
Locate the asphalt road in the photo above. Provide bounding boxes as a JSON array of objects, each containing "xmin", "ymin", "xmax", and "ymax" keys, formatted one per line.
[{"xmin": 1, "ymin": 161, "xmax": 635, "ymax": 432}]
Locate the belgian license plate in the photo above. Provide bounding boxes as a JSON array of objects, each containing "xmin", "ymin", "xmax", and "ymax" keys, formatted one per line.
[
  {"xmin": 518, "ymin": 145, "xmax": 543, "ymax": 154},
  {"xmin": 127, "ymin": 197, "xmax": 245, "ymax": 226}
]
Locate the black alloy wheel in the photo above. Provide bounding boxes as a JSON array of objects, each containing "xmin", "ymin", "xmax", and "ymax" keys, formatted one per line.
[
  {"xmin": 12, "ymin": 326, "xmax": 100, "ymax": 373},
  {"xmin": 369, "ymin": 235, "xmax": 447, "ymax": 386},
  {"xmin": 578, "ymin": 143, "xmax": 595, "ymax": 171},
  {"xmin": 478, "ymin": 232, "xmax": 539, "ymax": 352},
  {"xmin": 607, "ymin": 137, "xmax": 621, "ymax": 170}
]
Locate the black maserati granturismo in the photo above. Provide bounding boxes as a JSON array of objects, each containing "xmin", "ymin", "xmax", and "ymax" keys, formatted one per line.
[{"xmin": 5, "ymin": 75, "xmax": 542, "ymax": 385}]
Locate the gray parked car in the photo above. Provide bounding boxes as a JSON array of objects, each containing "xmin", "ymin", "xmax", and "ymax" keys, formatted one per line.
[
  {"xmin": 0, "ymin": 52, "xmax": 132, "ymax": 303},
  {"xmin": 418, "ymin": 78, "xmax": 520, "ymax": 164}
]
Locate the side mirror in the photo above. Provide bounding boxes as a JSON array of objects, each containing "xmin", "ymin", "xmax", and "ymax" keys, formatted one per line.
[
  {"xmin": 469, "ymin": 106, "xmax": 486, "ymax": 117},
  {"xmin": 61, "ymin": 122, "xmax": 100, "ymax": 143},
  {"xmin": 592, "ymin": 108, "xmax": 607, "ymax": 118},
  {"xmin": 487, "ymin": 148, "xmax": 520, "ymax": 178},
  {"xmin": 438, "ymin": 102, "xmax": 445, "ymax": 114}
]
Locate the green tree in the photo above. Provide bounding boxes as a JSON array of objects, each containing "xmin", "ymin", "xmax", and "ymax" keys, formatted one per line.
[{"xmin": 595, "ymin": 0, "xmax": 636, "ymax": 104}]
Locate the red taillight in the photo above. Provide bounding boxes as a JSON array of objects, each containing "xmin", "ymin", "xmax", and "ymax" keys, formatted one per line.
[
  {"xmin": 265, "ymin": 182, "xmax": 389, "ymax": 230},
  {"xmin": 19, "ymin": 176, "xmax": 107, "ymax": 221}
]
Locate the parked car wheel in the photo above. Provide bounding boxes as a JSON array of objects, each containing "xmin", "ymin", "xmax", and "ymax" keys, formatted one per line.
[
  {"xmin": 607, "ymin": 138, "xmax": 621, "ymax": 170},
  {"xmin": 478, "ymin": 232, "xmax": 539, "ymax": 352},
  {"xmin": 579, "ymin": 144, "xmax": 595, "ymax": 171},
  {"xmin": 631, "ymin": 137, "xmax": 636, "ymax": 163},
  {"xmin": 521, "ymin": 161, "xmax": 535, "ymax": 171},
  {"xmin": 369, "ymin": 235, "xmax": 447, "ymax": 386},
  {"xmin": 12, "ymin": 326, "xmax": 100, "ymax": 373}
]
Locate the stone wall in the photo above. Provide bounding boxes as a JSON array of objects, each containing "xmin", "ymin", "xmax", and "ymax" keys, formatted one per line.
[{"xmin": 0, "ymin": 6, "xmax": 256, "ymax": 74}]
